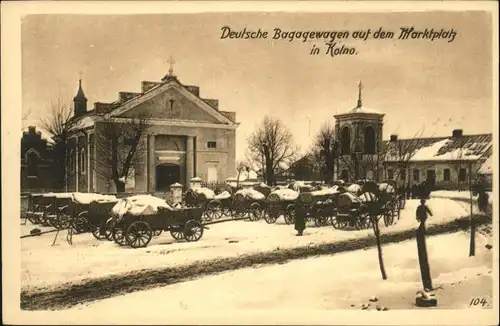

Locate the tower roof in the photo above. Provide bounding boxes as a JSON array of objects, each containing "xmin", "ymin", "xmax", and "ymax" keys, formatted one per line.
[
  {"xmin": 74, "ymin": 79, "xmax": 87, "ymax": 100},
  {"xmin": 334, "ymin": 81, "xmax": 384, "ymax": 118}
]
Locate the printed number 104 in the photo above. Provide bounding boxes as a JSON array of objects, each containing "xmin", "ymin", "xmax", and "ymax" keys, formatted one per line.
[{"xmin": 470, "ymin": 297, "xmax": 488, "ymax": 307}]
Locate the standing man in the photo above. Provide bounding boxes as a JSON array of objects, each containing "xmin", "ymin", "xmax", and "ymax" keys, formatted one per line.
[{"xmin": 416, "ymin": 199, "xmax": 433, "ymax": 226}]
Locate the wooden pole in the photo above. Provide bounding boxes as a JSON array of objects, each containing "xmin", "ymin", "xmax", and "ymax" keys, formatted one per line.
[
  {"xmin": 416, "ymin": 221, "xmax": 433, "ymax": 290},
  {"xmin": 469, "ymin": 161, "xmax": 475, "ymax": 257}
]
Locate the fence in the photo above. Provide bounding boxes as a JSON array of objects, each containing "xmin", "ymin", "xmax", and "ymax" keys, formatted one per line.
[{"xmin": 200, "ymin": 181, "xmax": 229, "ymax": 191}]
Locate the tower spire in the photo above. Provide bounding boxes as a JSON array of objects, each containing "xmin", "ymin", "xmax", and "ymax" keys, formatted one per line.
[
  {"xmin": 74, "ymin": 74, "xmax": 88, "ymax": 117},
  {"xmin": 357, "ymin": 81, "xmax": 363, "ymax": 108}
]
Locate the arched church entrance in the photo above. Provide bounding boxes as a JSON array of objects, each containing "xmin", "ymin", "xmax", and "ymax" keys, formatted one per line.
[{"xmin": 156, "ymin": 163, "xmax": 181, "ymax": 191}]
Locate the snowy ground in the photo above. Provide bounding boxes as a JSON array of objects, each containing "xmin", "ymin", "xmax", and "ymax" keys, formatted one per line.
[
  {"xmin": 45, "ymin": 231, "xmax": 494, "ymax": 322},
  {"xmin": 21, "ymin": 197, "xmax": 478, "ymax": 292},
  {"xmin": 432, "ymin": 190, "xmax": 494, "ymax": 206}
]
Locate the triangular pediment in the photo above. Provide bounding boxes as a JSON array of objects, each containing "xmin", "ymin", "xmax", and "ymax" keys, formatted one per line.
[{"xmin": 108, "ymin": 82, "xmax": 234, "ymax": 125}]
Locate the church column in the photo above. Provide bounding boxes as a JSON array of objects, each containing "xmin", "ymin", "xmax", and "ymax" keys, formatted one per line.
[
  {"xmin": 76, "ymin": 137, "xmax": 79, "ymax": 192},
  {"xmin": 147, "ymin": 134, "xmax": 156, "ymax": 192},
  {"xmin": 87, "ymin": 133, "xmax": 91, "ymax": 193},
  {"xmin": 186, "ymin": 136, "xmax": 194, "ymax": 186}
]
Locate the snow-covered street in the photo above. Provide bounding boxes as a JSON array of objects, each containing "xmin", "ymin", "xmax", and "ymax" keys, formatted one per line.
[
  {"xmin": 21, "ymin": 197, "xmax": 479, "ymax": 292},
  {"xmin": 29, "ymin": 230, "xmax": 494, "ymax": 324}
]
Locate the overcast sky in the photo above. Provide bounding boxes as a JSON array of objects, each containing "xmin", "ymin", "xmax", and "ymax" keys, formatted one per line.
[{"xmin": 21, "ymin": 11, "xmax": 493, "ymax": 160}]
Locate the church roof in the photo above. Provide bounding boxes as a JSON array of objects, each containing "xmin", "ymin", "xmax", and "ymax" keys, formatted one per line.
[
  {"xmin": 334, "ymin": 81, "xmax": 384, "ymax": 118},
  {"xmin": 382, "ymin": 133, "xmax": 492, "ymax": 162},
  {"xmin": 74, "ymin": 79, "xmax": 87, "ymax": 100},
  {"xmin": 340, "ymin": 106, "xmax": 383, "ymax": 115}
]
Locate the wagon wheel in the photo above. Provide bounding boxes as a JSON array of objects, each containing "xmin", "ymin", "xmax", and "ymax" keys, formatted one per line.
[
  {"xmin": 91, "ymin": 224, "xmax": 107, "ymax": 240},
  {"xmin": 221, "ymin": 205, "xmax": 232, "ymax": 218},
  {"xmin": 184, "ymin": 219, "xmax": 204, "ymax": 242},
  {"xmin": 383, "ymin": 211, "xmax": 394, "ymax": 227},
  {"xmin": 72, "ymin": 211, "xmax": 89, "ymax": 234},
  {"xmin": 104, "ymin": 218, "xmax": 115, "ymax": 241},
  {"xmin": 284, "ymin": 205, "xmax": 296, "ymax": 225},
  {"xmin": 170, "ymin": 228, "xmax": 185, "ymax": 240},
  {"xmin": 153, "ymin": 229, "xmax": 163, "ymax": 236},
  {"xmin": 48, "ymin": 214, "xmax": 61, "ymax": 230},
  {"xmin": 125, "ymin": 221, "xmax": 153, "ymax": 248},
  {"xmin": 330, "ymin": 215, "xmax": 348, "ymax": 229},
  {"xmin": 206, "ymin": 201, "xmax": 222, "ymax": 221},
  {"xmin": 112, "ymin": 225, "xmax": 127, "ymax": 246},
  {"xmin": 26, "ymin": 213, "xmax": 38, "ymax": 225},
  {"xmin": 40, "ymin": 213, "xmax": 51, "ymax": 227},
  {"xmin": 264, "ymin": 206, "xmax": 278, "ymax": 224},
  {"xmin": 57, "ymin": 211, "xmax": 71, "ymax": 230},
  {"xmin": 249, "ymin": 202, "xmax": 262, "ymax": 221},
  {"xmin": 355, "ymin": 213, "xmax": 370, "ymax": 230}
]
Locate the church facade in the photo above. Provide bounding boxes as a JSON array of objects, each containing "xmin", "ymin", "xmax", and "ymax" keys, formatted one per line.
[
  {"xmin": 66, "ymin": 68, "xmax": 239, "ymax": 193},
  {"xmin": 334, "ymin": 83, "xmax": 493, "ymax": 190}
]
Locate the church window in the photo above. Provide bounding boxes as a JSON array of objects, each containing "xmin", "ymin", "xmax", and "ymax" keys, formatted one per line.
[
  {"xmin": 443, "ymin": 168, "xmax": 451, "ymax": 182},
  {"xmin": 459, "ymin": 168, "xmax": 467, "ymax": 182},
  {"xmin": 340, "ymin": 126, "xmax": 351, "ymax": 154},
  {"xmin": 207, "ymin": 141, "xmax": 217, "ymax": 149},
  {"xmin": 413, "ymin": 169, "xmax": 420, "ymax": 182},
  {"xmin": 364, "ymin": 126, "xmax": 376, "ymax": 154},
  {"xmin": 400, "ymin": 168, "xmax": 406, "ymax": 181},
  {"xmin": 26, "ymin": 150, "xmax": 39, "ymax": 178},
  {"xmin": 80, "ymin": 148, "xmax": 86, "ymax": 174}
]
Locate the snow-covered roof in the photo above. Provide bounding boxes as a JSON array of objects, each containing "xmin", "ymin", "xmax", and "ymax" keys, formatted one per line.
[
  {"xmin": 478, "ymin": 155, "xmax": 492, "ymax": 174},
  {"xmin": 340, "ymin": 105, "xmax": 383, "ymax": 116},
  {"xmin": 21, "ymin": 126, "xmax": 55, "ymax": 145},
  {"xmin": 77, "ymin": 115, "xmax": 97, "ymax": 129},
  {"xmin": 278, "ymin": 161, "xmax": 290, "ymax": 170},
  {"xmin": 383, "ymin": 134, "xmax": 492, "ymax": 162},
  {"xmin": 233, "ymin": 170, "xmax": 258, "ymax": 182}
]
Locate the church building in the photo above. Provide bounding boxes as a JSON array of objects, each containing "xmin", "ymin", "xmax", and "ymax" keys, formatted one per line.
[{"xmin": 66, "ymin": 63, "xmax": 239, "ymax": 193}]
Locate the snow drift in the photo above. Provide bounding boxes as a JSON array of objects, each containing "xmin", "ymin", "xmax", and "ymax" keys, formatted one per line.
[{"xmin": 111, "ymin": 195, "xmax": 173, "ymax": 218}]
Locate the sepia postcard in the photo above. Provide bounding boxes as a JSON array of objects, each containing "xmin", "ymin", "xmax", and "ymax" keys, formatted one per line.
[{"xmin": 1, "ymin": 1, "xmax": 498, "ymax": 325}]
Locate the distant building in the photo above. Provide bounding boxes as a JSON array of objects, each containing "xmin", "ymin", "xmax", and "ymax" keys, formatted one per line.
[
  {"xmin": 333, "ymin": 82, "xmax": 493, "ymax": 190},
  {"xmin": 287, "ymin": 154, "xmax": 322, "ymax": 182},
  {"xmin": 20, "ymin": 126, "xmax": 58, "ymax": 192},
  {"xmin": 383, "ymin": 131, "xmax": 492, "ymax": 190},
  {"xmin": 66, "ymin": 65, "xmax": 239, "ymax": 193}
]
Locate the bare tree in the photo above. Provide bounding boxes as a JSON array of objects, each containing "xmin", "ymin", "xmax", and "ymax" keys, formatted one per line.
[
  {"xmin": 95, "ymin": 114, "xmax": 149, "ymax": 193},
  {"xmin": 310, "ymin": 122, "xmax": 338, "ymax": 183},
  {"xmin": 247, "ymin": 116, "xmax": 298, "ymax": 186},
  {"xmin": 38, "ymin": 97, "xmax": 81, "ymax": 191},
  {"xmin": 235, "ymin": 160, "xmax": 250, "ymax": 189},
  {"xmin": 22, "ymin": 108, "xmax": 32, "ymax": 121}
]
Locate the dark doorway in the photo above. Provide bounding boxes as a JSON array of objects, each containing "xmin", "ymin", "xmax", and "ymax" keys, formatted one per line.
[
  {"xmin": 156, "ymin": 163, "xmax": 181, "ymax": 191},
  {"xmin": 426, "ymin": 169, "xmax": 436, "ymax": 188},
  {"xmin": 340, "ymin": 169, "xmax": 349, "ymax": 182}
]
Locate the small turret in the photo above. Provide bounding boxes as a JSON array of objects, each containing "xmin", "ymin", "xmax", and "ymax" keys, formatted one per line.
[{"xmin": 73, "ymin": 79, "xmax": 88, "ymax": 117}]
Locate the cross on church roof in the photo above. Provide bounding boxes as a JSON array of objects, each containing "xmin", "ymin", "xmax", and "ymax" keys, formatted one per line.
[
  {"xmin": 357, "ymin": 80, "xmax": 363, "ymax": 108},
  {"xmin": 167, "ymin": 56, "xmax": 175, "ymax": 76}
]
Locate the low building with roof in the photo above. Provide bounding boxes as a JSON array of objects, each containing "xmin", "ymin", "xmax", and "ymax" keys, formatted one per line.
[
  {"xmin": 382, "ymin": 130, "xmax": 492, "ymax": 190},
  {"xmin": 20, "ymin": 126, "xmax": 59, "ymax": 192}
]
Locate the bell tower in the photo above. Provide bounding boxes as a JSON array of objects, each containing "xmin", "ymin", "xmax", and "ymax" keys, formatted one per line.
[{"xmin": 334, "ymin": 82, "xmax": 385, "ymax": 182}]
